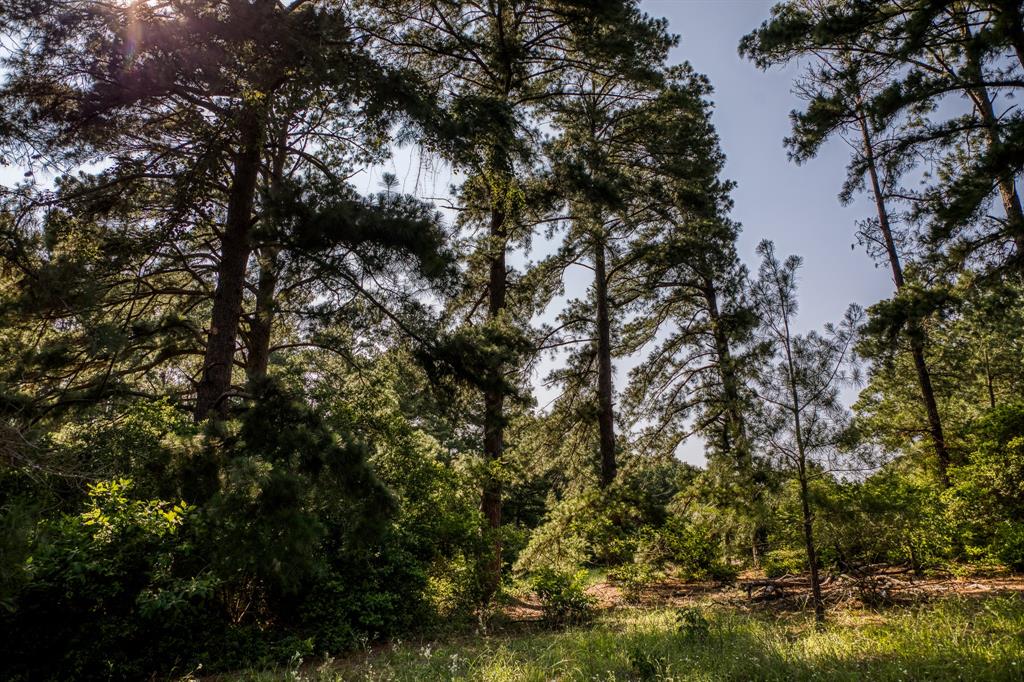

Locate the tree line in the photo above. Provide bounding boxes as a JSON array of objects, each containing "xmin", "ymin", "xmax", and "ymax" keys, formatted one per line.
[{"xmin": 0, "ymin": 0, "xmax": 1022, "ymax": 678}]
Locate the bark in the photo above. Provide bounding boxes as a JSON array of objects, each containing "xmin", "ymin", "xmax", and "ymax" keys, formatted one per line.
[
  {"xmin": 246, "ymin": 246, "xmax": 279, "ymax": 382},
  {"xmin": 245, "ymin": 127, "xmax": 288, "ymax": 383},
  {"xmin": 194, "ymin": 111, "xmax": 263, "ymax": 420},
  {"xmin": 704, "ymin": 279, "xmax": 747, "ymax": 465},
  {"xmin": 480, "ymin": 199, "xmax": 507, "ymax": 605},
  {"xmin": 798, "ymin": 462, "xmax": 825, "ymax": 625},
  {"xmin": 993, "ymin": 0, "xmax": 1024, "ymax": 76},
  {"xmin": 984, "ymin": 346, "xmax": 997, "ymax": 410},
  {"xmin": 858, "ymin": 112, "xmax": 951, "ymax": 486},
  {"xmin": 594, "ymin": 232, "xmax": 617, "ymax": 488},
  {"xmin": 705, "ymin": 278, "xmax": 767, "ymax": 562}
]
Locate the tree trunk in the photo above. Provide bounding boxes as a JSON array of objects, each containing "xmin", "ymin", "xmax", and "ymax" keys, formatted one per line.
[
  {"xmin": 244, "ymin": 127, "xmax": 288, "ymax": 384},
  {"xmin": 858, "ymin": 112, "xmax": 951, "ymax": 486},
  {"xmin": 779, "ymin": 300, "xmax": 825, "ymax": 625},
  {"xmin": 594, "ymin": 233, "xmax": 617, "ymax": 488},
  {"xmin": 480, "ymin": 199, "xmax": 508, "ymax": 604},
  {"xmin": 195, "ymin": 112, "xmax": 263, "ymax": 420},
  {"xmin": 246, "ymin": 246, "xmax": 279, "ymax": 382},
  {"xmin": 704, "ymin": 279, "xmax": 747, "ymax": 464},
  {"xmin": 994, "ymin": 0, "xmax": 1024, "ymax": 81},
  {"xmin": 705, "ymin": 278, "xmax": 766, "ymax": 562},
  {"xmin": 799, "ymin": 459, "xmax": 825, "ymax": 624}
]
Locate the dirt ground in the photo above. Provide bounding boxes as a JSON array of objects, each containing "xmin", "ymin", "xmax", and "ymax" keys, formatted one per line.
[{"xmin": 503, "ymin": 567, "xmax": 1024, "ymax": 621}]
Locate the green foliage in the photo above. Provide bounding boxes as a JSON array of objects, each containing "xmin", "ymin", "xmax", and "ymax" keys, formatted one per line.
[
  {"xmin": 673, "ymin": 605, "xmax": 712, "ymax": 640},
  {"xmin": 635, "ymin": 519, "xmax": 733, "ymax": 582},
  {"xmin": 762, "ymin": 549, "xmax": 807, "ymax": 579},
  {"xmin": 0, "ymin": 378, "xmax": 479, "ymax": 679},
  {"xmin": 944, "ymin": 403, "xmax": 1024, "ymax": 567},
  {"xmin": 0, "ymin": 478, "xmax": 212, "ymax": 681},
  {"xmin": 608, "ymin": 562, "xmax": 660, "ymax": 605},
  {"xmin": 529, "ymin": 568, "xmax": 595, "ymax": 627},
  {"xmin": 993, "ymin": 523, "xmax": 1024, "ymax": 572}
]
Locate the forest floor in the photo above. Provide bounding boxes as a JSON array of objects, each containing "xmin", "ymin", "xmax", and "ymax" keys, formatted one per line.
[{"xmin": 221, "ymin": 570, "xmax": 1024, "ymax": 681}]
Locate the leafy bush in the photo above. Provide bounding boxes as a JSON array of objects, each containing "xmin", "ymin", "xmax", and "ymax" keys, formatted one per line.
[
  {"xmin": 609, "ymin": 562, "xmax": 659, "ymax": 604},
  {"xmin": 529, "ymin": 568, "xmax": 595, "ymax": 626},
  {"xmin": 0, "ymin": 380, "xmax": 474, "ymax": 679},
  {"xmin": 763, "ymin": 548, "xmax": 806, "ymax": 578},
  {"xmin": 706, "ymin": 561, "xmax": 740, "ymax": 585},
  {"xmin": 0, "ymin": 479, "xmax": 212, "ymax": 681},
  {"xmin": 635, "ymin": 519, "xmax": 724, "ymax": 581},
  {"xmin": 994, "ymin": 523, "xmax": 1024, "ymax": 572},
  {"xmin": 674, "ymin": 605, "xmax": 711, "ymax": 640}
]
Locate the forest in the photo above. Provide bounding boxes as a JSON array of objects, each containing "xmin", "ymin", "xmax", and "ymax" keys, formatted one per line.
[{"xmin": 0, "ymin": 0, "xmax": 1023, "ymax": 680}]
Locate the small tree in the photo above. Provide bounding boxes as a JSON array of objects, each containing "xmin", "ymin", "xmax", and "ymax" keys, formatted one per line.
[{"xmin": 749, "ymin": 240, "xmax": 862, "ymax": 624}]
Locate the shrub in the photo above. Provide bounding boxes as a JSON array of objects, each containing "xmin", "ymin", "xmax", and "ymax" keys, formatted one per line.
[
  {"xmin": 608, "ymin": 562, "xmax": 659, "ymax": 604},
  {"xmin": 0, "ymin": 479, "xmax": 212, "ymax": 681},
  {"xmin": 763, "ymin": 548, "xmax": 806, "ymax": 578},
  {"xmin": 529, "ymin": 568, "xmax": 594, "ymax": 626},
  {"xmin": 994, "ymin": 523, "xmax": 1024, "ymax": 572},
  {"xmin": 635, "ymin": 519, "xmax": 722, "ymax": 580},
  {"xmin": 674, "ymin": 605, "xmax": 711, "ymax": 640},
  {"xmin": 706, "ymin": 561, "xmax": 740, "ymax": 585}
]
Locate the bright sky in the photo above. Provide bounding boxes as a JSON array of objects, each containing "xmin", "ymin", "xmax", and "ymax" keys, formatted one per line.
[
  {"xmin": 639, "ymin": 0, "xmax": 893, "ymax": 464},
  {"xmin": 0, "ymin": 1, "xmax": 897, "ymax": 467}
]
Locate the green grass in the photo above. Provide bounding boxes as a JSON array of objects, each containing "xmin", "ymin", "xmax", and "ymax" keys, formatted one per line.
[{"xmin": 226, "ymin": 595, "xmax": 1024, "ymax": 681}]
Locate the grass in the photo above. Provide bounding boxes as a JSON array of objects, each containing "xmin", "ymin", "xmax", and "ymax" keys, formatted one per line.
[{"xmin": 225, "ymin": 594, "xmax": 1024, "ymax": 681}]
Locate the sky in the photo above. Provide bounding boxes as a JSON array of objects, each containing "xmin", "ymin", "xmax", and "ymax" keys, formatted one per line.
[
  {"xmin": 635, "ymin": 0, "xmax": 895, "ymax": 464},
  {"xmin": 0, "ymin": 1, "xmax": 900, "ymax": 466}
]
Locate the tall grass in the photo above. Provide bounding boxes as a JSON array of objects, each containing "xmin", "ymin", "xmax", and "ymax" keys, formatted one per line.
[{"xmin": 228, "ymin": 595, "xmax": 1024, "ymax": 681}]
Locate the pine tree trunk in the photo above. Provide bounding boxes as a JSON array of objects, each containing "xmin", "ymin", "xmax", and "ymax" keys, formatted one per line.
[
  {"xmin": 195, "ymin": 112, "xmax": 263, "ymax": 420},
  {"xmin": 594, "ymin": 233, "xmax": 617, "ymax": 488},
  {"xmin": 858, "ymin": 112, "xmax": 951, "ymax": 486},
  {"xmin": 246, "ymin": 246, "xmax": 279, "ymax": 382},
  {"xmin": 704, "ymin": 280, "xmax": 747, "ymax": 463},
  {"xmin": 994, "ymin": 0, "xmax": 1024, "ymax": 86},
  {"xmin": 780, "ymin": 303, "xmax": 824, "ymax": 625},
  {"xmin": 799, "ymin": 450, "xmax": 825, "ymax": 624},
  {"xmin": 480, "ymin": 200, "xmax": 507, "ymax": 604},
  {"xmin": 705, "ymin": 279, "xmax": 766, "ymax": 561}
]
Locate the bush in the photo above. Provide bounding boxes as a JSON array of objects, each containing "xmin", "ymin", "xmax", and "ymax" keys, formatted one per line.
[
  {"xmin": 1, "ymin": 380, "xmax": 469, "ymax": 679},
  {"xmin": 529, "ymin": 568, "xmax": 595, "ymax": 626},
  {"xmin": 994, "ymin": 523, "xmax": 1024, "ymax": 572},
  {"xmin": 608, "ymin": 562, "xmax": 659, "ymax": 604},
  {"xmin": 674, "ymin": 605, "xmax": 711, "ymax": 640},
  {"xmin": 635, "ymin": 519, "xmax": 723, "ymax": 581},
  {"xmin": 0, "ymin": 479, "xmax": 213, "ymax": 681},
  {"xmin": 763, "ymin": 548, "xmax": 806, "ymax": 578},
  {"xmin": 706, "ymin": 561, "xmax": 740, "ymax": 585}
]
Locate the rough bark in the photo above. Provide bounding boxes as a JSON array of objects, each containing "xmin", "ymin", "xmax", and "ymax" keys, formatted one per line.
[
  {"xmin": 704, "ymin": 279, "xmax": 747, "ymax": 464},
  {"xmin": 780, "ymin": 300, "xmax": 825, "ymax": 625},
  {"xmin": 480, "ymin": 200, "xmax": 507, "ymax": 604},
  {"xmin": 594, "ymin": 232, "xmax": 617, "ymax": 488},
  {"xmin": 798, "ymin": 460, "xmax": 826, "ymax": 625},
  {"xmin": 246, "ymin": 246, "xmax": 279, "ymax": 382},
  {"xmin": 194, "ymin": 111, "xmax": 263, "ymax": 420}
]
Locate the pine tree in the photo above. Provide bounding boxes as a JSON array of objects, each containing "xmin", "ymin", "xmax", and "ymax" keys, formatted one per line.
[
  {"xmin": 749, "ymin": 240, "xmax": 863, "ymax": 626},
  {"xmin": 366, "ymin": 0, "xmax": 671, "ymax": 601},
  {"xmin": 741, "ymin": 0, "xmax": 1024, "ymax": 272}
]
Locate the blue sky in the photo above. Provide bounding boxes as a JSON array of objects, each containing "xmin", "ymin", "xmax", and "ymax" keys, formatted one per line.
[
  {"xmin": 651, "ymin": 0, "xmax": 894, "ymax": 327},
  {"xmin": 639, "ymin": 0, "xmax": 894, "ymax": 463}
]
